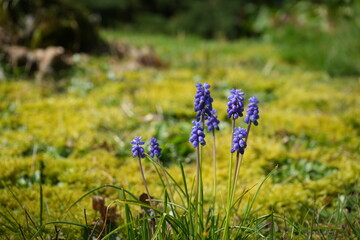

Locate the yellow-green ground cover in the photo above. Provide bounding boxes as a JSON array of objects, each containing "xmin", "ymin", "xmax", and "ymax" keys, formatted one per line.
[{"xmin": 1, "ymin": 31, "xmax": 359, "ymax": 237}]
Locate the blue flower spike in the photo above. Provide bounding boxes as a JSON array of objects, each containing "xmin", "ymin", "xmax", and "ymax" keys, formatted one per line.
[
  {"xmin": 194, "ymin": 83, "xmax": 214, "ymax": 121},
  {"xmin": 244, "ymin": 96, "xmax": 260, "ymax": 126},
  {"xmin": 189, "ymin": 121, "xmax": 206, "ymax": 148},
  {"xmin": 206, "ymin": 109, "xmax": 220, "ymax": 132},
  {"xmin": 131, "ymin": 136, "xmax": 145, "ymax": 158},
  {"xmin": 149, "ymin": 137, "xmax": 162, "ymax": 158},
  {"xmin": 227, "ymin": 89, "xmax": 245, "ymax": 120},
  {"xmin": 231, "ymin": 128, "xmax": 247, "ymax": 154}
]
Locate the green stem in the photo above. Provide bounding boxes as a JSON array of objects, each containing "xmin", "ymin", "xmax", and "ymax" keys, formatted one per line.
[
  {"xmin": 233, "ymin": 122, "xmax": 252, "ymax": 186},
  {"xmin": 245, "ymin": 122, "xmax": 252, "ymax": 143},
  {"xmin": 199, "ymin": 144, "xmax": 204, "ymax": 238},
  {"xmin": 138, "ymin": 156, "xmax": 154, "ymax": 236},
  {"xmin": 201, "ymin": 119, "xmax": 207, "ymax": 236},
  {"xmin": 194, "ymin": 145, "xmax": 200, "ymax": 238},
  {"xmin": 212, "ymin": 129, "xmax": 217, "ymax": 211},
  {"xmin": 232, "ymin": 122, "xmax": 252, "ymax": 202},
  {"xmin": 138, "ymin": 157, "xmax": 152, "ymax": 206},
  {"xmin": 230, "ymin": 122, "xmax": 253, "ymax": 235},
  {"xmin": 222, "ymin": 118, "xmax": 236, "ymax": 240},
  {"xmin": 231, "ymin": 152, "xmax": 241, "ymax": 208}
]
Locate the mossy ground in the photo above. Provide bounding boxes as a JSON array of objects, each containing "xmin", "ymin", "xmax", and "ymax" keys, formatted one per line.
[{"xmin": 0, "ymin": 30, "xmax": 359, "ymax": 237}]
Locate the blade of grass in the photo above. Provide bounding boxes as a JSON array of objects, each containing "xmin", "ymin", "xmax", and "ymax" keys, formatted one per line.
[
  {"xmin": 120, "ymin": 189, "xmax": 135, "ymax": 239},
  {"xmin": 150, "ymin": 199, "xmax": 188, "ymax": 212},
  {"xmin": 0, "ymin": 222, "xmax": 18, "ymax": 233},
  {"xmin": 101, "ymin": 216, "xmax": 158, "ymax": 240},
  {"xmin": 216, "ymin": 225, "xmax": 266, "ymax": 238},
  {"xmin": 0, "ymin": 211, "xmax": 19, "ymax": 232},
  {"xmin": 270, "ymin": 211, "xmax": 275, "ymax": 240},
  {"xmin": 236, "ymin": 166, "xmax": 278, "ymax": 237},
  {"xmin": 30, "ymin": 221, "xmax": 98, "ymax": 240},
  {"xmin": 66, "ymin": 185, "xmax": 138, "ymax": 212},
  {"xmin": 151, "ymin": 214, "xmax": 166, "ymax": 240},
  {"xmin": 179, "ymin": 161, "xmax": 195, "ymax": 237},
  {"xmin": 23, "ymin": 207, "xmax": 44, "ymax": 240},
  {"xmin": 146, "ymin": 155, "xmax": 186, "ymax": 202},
  {"xmin": 39, "ymin": 160, "xmax": 44, "ymax": 227},
  {"xmin": 243, "ymin": 166, "xmax": 278, "ymax": 220},
  {"xmin": 113, "ymin": 197, "xmax": 189, "ymax": 235},
  {"xmin": 146, "ymin": 154, "xmax": 176, "ymax": 203},
  {"xmin": 162, "ymin": 191, "xmax": 168, "ymax": 239},
  {"xmin": 18, "ymin": 224, "xmax": 26, "ymax": 240},
  {"xmin": 344, "ymin": 213, "xmax": 360, "ymax": 238},
  {"xmin": 146, "ymin": 155, "xmax": 181, "ymax": 222},
  {"xmin": 87, "ymin": 219, "xmax": 100, "ymax": 240},
  {"xmin": 4, "ymin": 184, "xmax": 22, "ymax": 210}
]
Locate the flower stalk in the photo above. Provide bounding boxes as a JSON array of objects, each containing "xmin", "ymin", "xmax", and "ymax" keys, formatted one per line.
[
  {"xmin": 223, "ymin": 118, "xmax": 236, "ymax": 239},
  {"xmin": 223, "ymin": 89, "xmax": 245, "ymax": 239},
  {"xmin": 223, "ymin": 96, "xmax": 260, "ymax": 239},
  {"xmin": 137, "ymin": 156, "xmax": 152, "ymax": 205},
  {"xmin": 212, "ymin": 129, "xmax": 217, "ymax": 210}
]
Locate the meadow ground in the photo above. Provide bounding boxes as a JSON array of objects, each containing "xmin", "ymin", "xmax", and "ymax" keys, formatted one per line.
[{"xmin": 0, "ymin": 30, "xmax": 359, "ymax": 238}]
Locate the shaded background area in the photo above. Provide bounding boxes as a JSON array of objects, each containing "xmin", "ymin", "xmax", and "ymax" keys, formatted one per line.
[
  {"xmin": 1, "ymin": 0, "xmax": 360, "ymax": 76},
  {"xmin": 79, "ymin": 0, "xmax": 360, "ymax": 76}
]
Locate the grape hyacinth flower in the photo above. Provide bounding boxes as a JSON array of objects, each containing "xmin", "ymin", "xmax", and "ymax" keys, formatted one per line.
[
  {"xmin": 189, "ymin": 121, "xmax": 206, "ymax": 148},
  {"xmin": 244, "ymin": 96, "xmax": 260, "ymax": 126},
  {"xmin": 194, "ymin": 83, "xmax": 213, "ymax": 121},
  {"xmin": 230, "ymin": 128, "xmax": 247, "ymax": 154},
  {"xmin": 206, "ymin": 109, "xmax": 220, "ymax": 132},
  {"xmin": 227, "ymin": 89, "xmax": 245, "ymax": 120},
  {"xmin": 149, "ymin": 137, "xmax": 162, "ymax": 158},
  {"xmin": 131, "ymin": 136, "xmax": 145, "ymax": 158}
]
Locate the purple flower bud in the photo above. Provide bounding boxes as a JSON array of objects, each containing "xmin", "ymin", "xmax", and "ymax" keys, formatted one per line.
[
  {"xmin": 194, "ymin": 83, "xmax": 214, "ymax": 121},
  {"xmin": 227, "ymin": 89, "xmax": 245, "ymax": 120},
  {"xmin": 189, "ymin": 121, "xmax": 206, "ymax": 148},
  {"xmin": 244, "ymin": 96, "xmax": 260, "ymax": 126},
  {"xmin": 206, "ymin": 109, "xmax": 220, "ymax": 132},
  {"xmin": 149, "ymin": 137, "xmax": 162, "ymax": 158},
  {"xmin": 231, "ymin": 128, "xmax": 247, "ymax": 154},
  {"xmin": 131, "ymin": 136, "xmax": 145, "ymax": 158}
]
